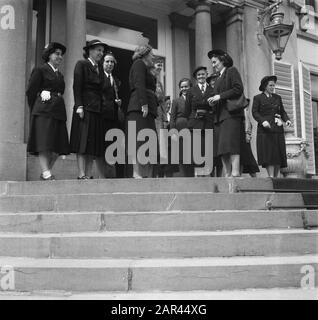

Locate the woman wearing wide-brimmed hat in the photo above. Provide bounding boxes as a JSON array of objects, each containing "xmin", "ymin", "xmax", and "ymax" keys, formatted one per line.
[
  {"xmin": 70, "ymin": 39, "xmax": 109, "ymax": 180},
  {"xmin": 252, "ymin": 75, "xmax": 291, "ymax": 177},
  {"xmin": 126, "ymin": 44, "xmax": 158, "ymax": 178},
  {"xmin": 207, "ymin": 49, "xmax": 245, "ymax": 177},
  {"xmin": 26, "ymin": 42, "xmax": 70, "ymax": 181}
]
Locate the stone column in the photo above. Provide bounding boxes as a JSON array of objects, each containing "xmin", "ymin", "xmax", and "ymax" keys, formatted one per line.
[
  {"xmin": 169, "ymin": 13, "xmax": 192, "ymax": 95},
  {"xmin": 0, "ymin": 0, "xmax": 32, "ymax": 181},
  {"xmin": 64, "ymin": 0, "xmax": 86, "ymax": 132},
  {"xmin": 226, "ymin": 8, "xmax": 246, "ymax": 84},
  {"xmin": 187, "ymin": 0, "xmax": 212, "ymax": 73}
]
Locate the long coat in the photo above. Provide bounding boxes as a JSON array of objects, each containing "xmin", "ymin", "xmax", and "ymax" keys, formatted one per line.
[
  {"xmin": 185, "ymin": 84, "xmax": 214, "ymax": 130},
  {"xmin": 212, "ymin": 66, "xmax": 245, "ymax": 157},
  {"xmin": 73, "ymin": 59, "xmax": 105, "ymax": 113},
  {"xmin": 252, "ymin": 93, "xmax": 290, "ymax": 167},
  {"xmin": 213, "ymin": 66, "xmax": 244, "ymax": 124},
  {"xmin": 127, "ymin": 59, "xmax": 158, "ymax": 117},
  {"xmin": 170, "ymin": 96, "xmax": 188, "ymax": 130},
  {"xmin": 26, "ymin": 63, "xmax": 67, "ymax": 121}
]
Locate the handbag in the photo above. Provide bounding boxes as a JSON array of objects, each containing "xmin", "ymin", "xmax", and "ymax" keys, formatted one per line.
[{"xmin": 226, "ymin": 94, "xmax": 249, "ymax": 113}]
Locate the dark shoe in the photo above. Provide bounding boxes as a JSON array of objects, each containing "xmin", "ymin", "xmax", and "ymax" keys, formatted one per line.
[{"xmin": 77, "ymin": 176, "xmax": 90, "ymax": 180}]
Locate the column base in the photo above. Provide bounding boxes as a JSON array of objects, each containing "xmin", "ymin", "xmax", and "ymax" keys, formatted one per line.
[{"xmin": 0, "ymin": 142, "xmax": 27, "ymax": 181}]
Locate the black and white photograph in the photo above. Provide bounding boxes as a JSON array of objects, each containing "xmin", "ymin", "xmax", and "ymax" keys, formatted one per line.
[{"xmin": 0, "ymin": 0, "xmax": 317, "ymax": 306}]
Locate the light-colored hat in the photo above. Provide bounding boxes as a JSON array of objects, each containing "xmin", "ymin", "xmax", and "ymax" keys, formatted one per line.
[{"xmin": 132, "ymin": 44, "xmax": 153, "ymax": 61}]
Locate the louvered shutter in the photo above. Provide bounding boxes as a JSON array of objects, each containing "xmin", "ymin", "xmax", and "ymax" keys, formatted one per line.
[
  {"xmin": 273, "ymin": 61, "xmax": 297, "ymax": 136},
  {"xmin": 299, "ymin": 61, "xmax": 316, "ymax": 175}
]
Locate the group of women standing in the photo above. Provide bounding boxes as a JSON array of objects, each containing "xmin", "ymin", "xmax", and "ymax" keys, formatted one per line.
[{"xmin": 26, "ymin": 39, "xmax": 291, "ymax": 180}]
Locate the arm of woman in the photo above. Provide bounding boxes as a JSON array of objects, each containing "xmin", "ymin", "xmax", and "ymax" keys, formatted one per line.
[
  {"xmin": 73, "ymin": 61, "xmax": 85, "ymax": 108},
  {"xmin": 26, "ymin": 67, "xmax": 43, "ymax": 110},
  {"xmin": 252, "ymin": 95, "xmax": 267, "ymax": 125},
  {"xmin": 170, "ymin": 99, "xmax": 178, "ymax": 129},
  {"xmin": 219, "ymin": 67, "xmax": 243, "ymax": 100},
  {"xmin": 278, "ymin": 95, "xmax": 290, "ymax": 123},
  {"xmin": 132, "ymin": 59, "xmax": 148, "ymax": 109}
]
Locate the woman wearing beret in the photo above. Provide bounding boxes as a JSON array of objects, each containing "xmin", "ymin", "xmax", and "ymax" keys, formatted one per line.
[
  {"xmin": 26, "ymin": 42, "xmax": 70, "ymax": 181},
  {"xmin": 252, "ymin": 76, "xmax": 291, "ymax": 178},
  {"xmin": 207, "ymin": 49, "xmax": 245, "ymax": 177},
  {"xmin": 185, "ymin": 66, "xmax": 214, "ymax": 176},
  {"xmin": 126, "ymin": 44, "xmax": 158, "ymax": 178},
  {"xmin": 70, "ymin": 39, "xmax": 109, "ymax": 180}
]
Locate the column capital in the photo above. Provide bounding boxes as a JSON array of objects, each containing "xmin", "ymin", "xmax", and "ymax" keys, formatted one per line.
[
  {"xmin": 225, "ymin": 7, "xmax": 244, "ymax": 27},
  {"xmin": 187, "ymin": 0, "xmax": 211, "ymax": 12},
  {"xmin": 169, "ymin": 12, "xmax": 193, "ymax": 29}
]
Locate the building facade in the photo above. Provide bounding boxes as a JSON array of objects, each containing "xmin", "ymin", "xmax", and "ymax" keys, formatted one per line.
[{"xmin": 0, "ymin": 0, "xmax": 317, "ymax": 181}]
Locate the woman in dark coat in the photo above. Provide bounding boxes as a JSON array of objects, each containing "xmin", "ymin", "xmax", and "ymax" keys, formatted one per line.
[
  {"xmin": 170, "ymin": 78, "xmax": 193, "ymax": 177},
  {"xmin": 126, "ymin": 44, "xmax": 158, "ymax": 178},
  {"xmin": 185, "ymin": 66, "xmax": 214, "ymax": 176},
  {"xmin": 252, "ymin": 75, "xmax": 291, "ymax": 178},
  {"xmin": 26, "ymin": 42, "xmax": 70, "ymax": 181},
  {"xmin": 207, "ymin": 49, "xmax": 245, "ymax": 177},
  {"xmin": 70, "ymin": 39, "xmax": 109, "ymax": 180}
]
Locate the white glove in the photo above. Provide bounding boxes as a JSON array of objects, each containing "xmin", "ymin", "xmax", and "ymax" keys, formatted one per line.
[
  {"xmin": 141, "ymin": 105, "xmax": 149, "ymax": 118},
  {"xmin": 76, "ymin": 106, "xmax": 84, "ymax": 119},
  {"xmin": 262, "ymin": 121, "xmax": 271, "ymax": 129},
  {"xmin": 40, "ymin": 90, "xmax": 51, "ymax": 102}
]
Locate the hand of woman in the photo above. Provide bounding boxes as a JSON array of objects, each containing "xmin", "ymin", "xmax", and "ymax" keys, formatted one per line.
[
  {"xmin": 246, "ymin": 132, "xmax": 252, "ymax": 143},
  {"xmin": 207, "ymin": 95, "xmax": 221, "ymax": 106},
  {"xmin": 286, "ymin": 120, "xmax": 292, "ymax": 127},
  {"xmin": 40, "ymin": 90, "xmax": 51, "ymax": 102},
  {"xmin": 115, "ymin": 99, "xmax": 122, "ymax": 108},
  {"xmin": 262, "ymin": 121, "xmax": 271, "ymax": 129},
  {"xmin": 76, "ymin": 106, "xmax": 84, "ymax": 119},
  {"xmin": 141, "ymin": 105, "xmax": 149, "ymax": 118}
]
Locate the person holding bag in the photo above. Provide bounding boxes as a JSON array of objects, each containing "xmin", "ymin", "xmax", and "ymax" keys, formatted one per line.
[
  {"xmin": 26, "ymin": 42, "xmax": 70, "ymax": 181},
  {"xmin": 252, "ymin": 75, "xmax": 291, "ymax": 178},
  {"xmin": 207, "ymin": 49, "xmax": 245, "ymax": 177}
]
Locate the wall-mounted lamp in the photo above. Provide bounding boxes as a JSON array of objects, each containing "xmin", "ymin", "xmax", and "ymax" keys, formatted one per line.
[{"xmin": 257, "ymin": 0, "xmax": 294, "ymax": 60}]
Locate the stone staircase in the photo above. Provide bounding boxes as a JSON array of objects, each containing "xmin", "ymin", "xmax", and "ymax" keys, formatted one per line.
[{"xmin": 0, "ymin": 178, "xmax": 317, "ymax": 298}]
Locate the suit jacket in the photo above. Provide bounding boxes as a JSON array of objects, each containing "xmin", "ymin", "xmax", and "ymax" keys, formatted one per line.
[
  {"xmin": 73, "ymin": 59, "xmax": 105, "ymax": 113},
  {"xmin": 127, "ymin": 59, "xmax": 158, "ymax": 117},
  {"xmin": 101, "ymin": 73, "xmax": 121, "ymax": 121},
  {"xmin": 213, "ymin": 66, "xmax": 244, "ymax": 123},
  {"xmin": 252, "ymin": 93, "xmax": 290, "ymax": 134},
  {"xmin": 26, "ymin": 63, "xmax": 67, "ymax": 121},
  {"xmin": 185, "ymin": 84, "xmax": 214, "ymax": 130},
  {"xmin": 170, "ymin": 96, "xmax": 188, "ymax": 130}
]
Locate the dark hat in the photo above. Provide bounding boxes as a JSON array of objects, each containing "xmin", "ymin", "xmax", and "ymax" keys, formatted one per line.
[
  {"xmin": 206, "ymin": 72, "xmax": 220, "ymax": 84},
  {"xmin": 83, "ymin": 39, "xmax": 109, "ymax": 54},
  {"xmin": 192, "ymin": 66, "xmax": 207, "ymax": 78},
  {"xmin": 259, "ymin": 75, "xmax": 277, "ymax": 92},
  {"xmin": 207, "ymin": 49, "xmax": 233, "ymax": 68},
  {"xmin": 42, "ymin": 42, "xmax": 66, "ymax": 62},
  {"xmin": 154, "ymin": 56, "xmax": 164, "ymax": 64}
]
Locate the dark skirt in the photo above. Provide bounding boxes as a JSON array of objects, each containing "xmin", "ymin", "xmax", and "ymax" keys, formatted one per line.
[
  {"xmin": 126, "ymin": 111, "xmax": 158, "ymax": 160},
  {"xmin": 241, "ymin": 141, "xmax": 260, "ymax": 174},
  {"xmin": 27, "ymin": 115, "xmax": 70, "ymax": 155},
  {"xmin": 214, "ymin": 117, "xmax": 244, "ymax": 156},
  {"xmin": 70, "ymin": 108, "xmax": 105, "ymax": 157},
  {"xmin": 256, "ymin": 131, "xmax": 287, "ymax": 168}
]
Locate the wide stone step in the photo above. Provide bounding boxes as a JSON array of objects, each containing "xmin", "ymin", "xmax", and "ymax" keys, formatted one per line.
[
  {"xmin": 0, "ymin": 192, "xmax": 304, "ymax": 213},
  {"xmin": 0, "ymin": 178, "xmax": 275, "ymax": 196},
  {"xmin": 0, "ymin": 230, "xmax": 317, "ymax": 258},
  {"xmin": 0, "ymin": 210, "xmax": 317, "ymax": 234},
  {"xmin": 0, "ymin": 255, "xmax": 317, "ymax": 292}
]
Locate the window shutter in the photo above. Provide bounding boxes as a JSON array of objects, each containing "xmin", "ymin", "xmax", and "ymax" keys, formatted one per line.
[
  {"xmin": 273, "ymin": 61, "xmax": 297, "ymax": 136},
  {"xmin": 299, "ymin": 61, "xmax": 316, "ymax": 175}
]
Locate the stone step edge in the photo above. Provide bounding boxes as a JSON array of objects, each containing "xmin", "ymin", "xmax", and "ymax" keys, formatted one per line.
[
  {"xmin": 0, "ymin": 229, "xmax": 317, "ymax": 237},
  {"xmin": 0, "ymin": 255, "xmax": 317, "ymax": 268},
  {"xmin": 1, "ymin": 288, "xmax": 317, "ymax": 300}
]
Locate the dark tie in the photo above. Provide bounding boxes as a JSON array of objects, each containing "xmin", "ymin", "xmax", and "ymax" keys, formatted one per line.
[{"xmin": 94, "ymin": 64, "xmax": 99, "ymax": 75}]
